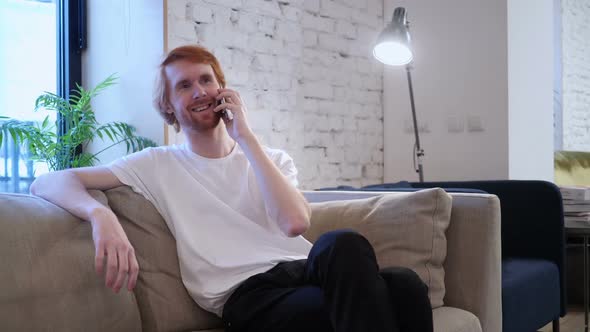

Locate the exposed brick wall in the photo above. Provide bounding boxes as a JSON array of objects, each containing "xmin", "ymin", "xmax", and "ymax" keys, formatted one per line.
[
  {"xmin": 562, "ymin": 0, "xmax": 590, "ymax": 151},
  {"xmin": 167, "ymin": 0, "xmax": 384, "ymax": 189}
]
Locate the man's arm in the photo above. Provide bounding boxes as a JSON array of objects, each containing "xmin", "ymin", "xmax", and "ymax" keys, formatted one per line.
[
  {"xmin": 238, "ymin": 136, "xmax": 311, "ymax": 237},
  {"xmin": 215, "ymin": 88, "xmax": 311, "ymax": 237},
  {"xmin": 30, "ymin": 166, "xmax": 139, "ymax": 293},
  {"xmin": 31, "ymin": 166, "xmax": 122, "ymax": 220}
]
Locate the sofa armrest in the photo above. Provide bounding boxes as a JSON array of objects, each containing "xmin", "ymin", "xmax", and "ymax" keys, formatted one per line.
[
  {"xmin": 0, "ymin": 192, "xmax": 141, "ymax": 331},
  {"xmin": 412, "ymin": 180, "xmax": 566, "ymax": 316},
  {"xmin": 303, "ymin": 190, "xmax": 502, "ymax": 332},
  {"xmin": 443, "ymin": 193, "xmax": 502, "ymax": 332},
  {"xmin": 412, "ymin": 181, "xmax": 564, "ymax": 260}
]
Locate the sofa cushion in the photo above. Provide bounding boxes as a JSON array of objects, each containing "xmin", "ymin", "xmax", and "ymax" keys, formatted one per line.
[
  {"xmin": 432, "ymin": 307, "xmax": 482, "ymax": 332},
  {"xmin": 105, "ymin": 187, "xmax": 223, "ymax": 332},
  {"xmin": 0, "ymin": 192, "xmax": 141, "ymax": 332},
  {"xmin": 192, "ymin": 308, "xmax": 483, "ymax": 332},
  {"xmin": 304, "ymin": 188, "xmax": 452, "ymax": 308},
  {"xmin": 501, "ymin": 258, "xmax": 560, "ymax": 332}
]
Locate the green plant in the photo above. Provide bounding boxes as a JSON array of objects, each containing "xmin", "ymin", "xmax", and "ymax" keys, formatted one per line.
[{"xmin": 0, "ymin": 74, "xmax": 156, "ymax": 171}]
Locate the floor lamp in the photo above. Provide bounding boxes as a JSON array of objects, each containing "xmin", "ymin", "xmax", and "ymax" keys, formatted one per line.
[{"xmin": 373, "ymin": 7, "xmax": 424, "ymax": 182}]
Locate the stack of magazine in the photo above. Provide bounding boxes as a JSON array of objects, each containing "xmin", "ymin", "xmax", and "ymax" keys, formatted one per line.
[{"xmin": 560, "ymin": 186, "xmax": 590, "ymax": 223}]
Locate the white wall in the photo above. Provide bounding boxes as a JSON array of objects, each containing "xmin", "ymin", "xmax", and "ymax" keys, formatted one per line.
[
  {"xmin": 83, "ymin": 0, "xmax": 165, "ymax": 164},
  {"xmin": 383, "ymin": 0, "xmax": 554, "ymax": 182},
  {"xmin": 507, "ymin": 0, "xmax": 554, "ymax": 180},
  {"xmin": 383, "ymin": 0, "xmax": 509, "ymax": 182}
]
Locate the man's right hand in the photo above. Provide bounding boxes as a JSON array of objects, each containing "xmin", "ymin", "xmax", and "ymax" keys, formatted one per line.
[
  {"xmin": 30, "ymin": 166, "xmax": 137, "ymax": 293},
  {"xmin": 91, "ymin": 207, "xmax": 139, "ymax": 293}
]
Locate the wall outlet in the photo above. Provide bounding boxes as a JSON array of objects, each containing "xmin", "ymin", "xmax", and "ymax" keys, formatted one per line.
[
  {"xmin": 446, "ymin": 115, "xmax": 464, "ymax": 133},
  {"xmin": 467, "ymin": 115, "xmax": 484, "ymax": 132},
  {"xmin": 404, "ymin": 117, "xmax": 430, "ymax": 134}
]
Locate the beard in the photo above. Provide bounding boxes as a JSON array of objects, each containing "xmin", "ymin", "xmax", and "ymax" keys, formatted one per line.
[{"xmin": 178, "ymin": 108, "xmax": 223, "ymax": 133}]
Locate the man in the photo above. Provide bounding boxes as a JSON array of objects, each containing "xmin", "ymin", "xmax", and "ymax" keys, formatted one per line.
[{"xmin": 30, "ymin": 45, "xmax": 433, "ymax": 332}]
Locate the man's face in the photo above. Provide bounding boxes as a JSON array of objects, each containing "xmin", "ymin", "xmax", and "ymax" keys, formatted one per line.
[{"xmin": 165, "ymin": 59, "xmax": 223, "ymax": 132}]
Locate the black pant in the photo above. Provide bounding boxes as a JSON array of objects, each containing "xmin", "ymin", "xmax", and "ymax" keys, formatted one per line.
[{"xmin": 222, "ymin": 230, "xmax": 433, "ymax": 332}]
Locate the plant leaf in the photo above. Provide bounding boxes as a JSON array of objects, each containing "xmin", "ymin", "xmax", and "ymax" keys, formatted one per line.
[{"xmin": 3, "ymin": 73, "xmax": 155, "ymax": 172}]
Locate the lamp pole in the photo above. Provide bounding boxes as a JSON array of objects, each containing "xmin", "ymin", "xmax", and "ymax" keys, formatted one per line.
[
  {"xmin": 373, "ymin": 7, "xmax": 425, "ymax": 182},
  {"xmin": 405, "ymin": 64, "xmax": 424, "ymax": 182}
]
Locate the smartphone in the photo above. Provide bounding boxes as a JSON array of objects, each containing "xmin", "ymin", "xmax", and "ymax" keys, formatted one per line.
[{"xmin": 217, "ymin": 98, "xmax": 234, "ymax": 121}]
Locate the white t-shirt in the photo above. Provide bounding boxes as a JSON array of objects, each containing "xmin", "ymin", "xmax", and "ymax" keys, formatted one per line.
[{"xmin": 108, "ymin": 144, "xmax": 312, "ymax": 316}]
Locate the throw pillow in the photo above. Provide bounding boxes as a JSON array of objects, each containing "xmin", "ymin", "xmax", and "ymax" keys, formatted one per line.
[
  {"xmin": 105, "ymin": 186, "xmax": 223, "ymax": 332},
  {"xmin": 303, "ymin": 188, "xmax": 452, "ymax": 308}
]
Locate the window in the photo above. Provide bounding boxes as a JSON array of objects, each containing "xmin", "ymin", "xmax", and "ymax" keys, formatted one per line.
[{"xmin": 0, "ymin": 0, "xmax": 85, "ymax": 193}]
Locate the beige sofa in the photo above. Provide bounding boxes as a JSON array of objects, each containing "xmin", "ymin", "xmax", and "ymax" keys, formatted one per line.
[{"xmin": 0, "ymin": 187, "xmax": 501, "ymax": 332}]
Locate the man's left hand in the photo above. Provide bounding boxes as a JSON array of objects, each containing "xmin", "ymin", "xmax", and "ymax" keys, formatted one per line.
[{"xmin": 214, "ymin": 88, "xmax": 255, "ymax": 142}]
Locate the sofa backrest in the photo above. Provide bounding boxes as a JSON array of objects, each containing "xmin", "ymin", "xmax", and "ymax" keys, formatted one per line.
[{"xmin": 0, "ymin": 188, "xmax": 501, "ymax": 332}]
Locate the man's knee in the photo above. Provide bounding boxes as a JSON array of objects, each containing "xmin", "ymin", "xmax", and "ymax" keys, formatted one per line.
[
  {"xmin": 314, "ymin": 229, "xmax": 372, "ymax": 254},
  {"xmin": 306, "ymin": 230, "xmax": 380, "ymax": 283}
]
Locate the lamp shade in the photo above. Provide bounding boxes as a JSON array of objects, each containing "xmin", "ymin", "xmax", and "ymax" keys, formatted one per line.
[{"xmin": 373, "ymin": 7, "xmax": 413, "ymax": 66}]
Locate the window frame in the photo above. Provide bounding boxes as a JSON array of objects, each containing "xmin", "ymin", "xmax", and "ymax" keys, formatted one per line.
[{"xmin": 57, "ymin": 0, "xmax": 86, "ymax": 162}]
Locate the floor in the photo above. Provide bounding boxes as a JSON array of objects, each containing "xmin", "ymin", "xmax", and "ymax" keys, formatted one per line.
[{"xmin": 539, "ymin": 307, "xmax": 585, "ymax": 332}]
